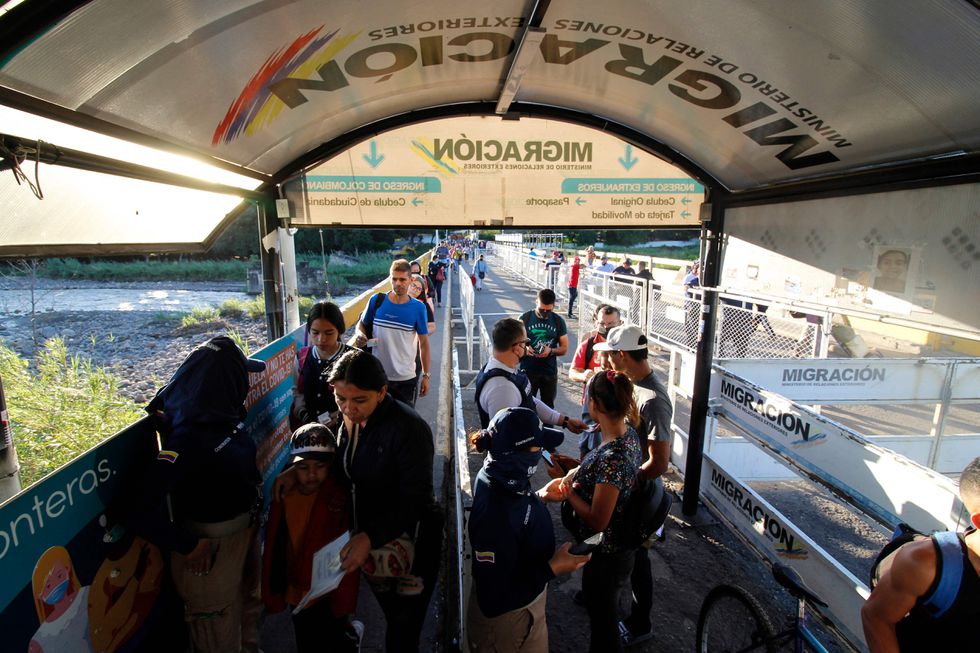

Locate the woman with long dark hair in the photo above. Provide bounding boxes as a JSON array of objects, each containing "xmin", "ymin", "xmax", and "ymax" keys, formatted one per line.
[
  {"xmin": 290, "ymin": 301, "xmax": 355, "ymax": 429},
  {"xmin": 329, "ymin": 349, "xmax": 440, "ymax": 653},
  {"xmin": 554, "ymin": 370, "xmax": 642, "ymax": 653}
]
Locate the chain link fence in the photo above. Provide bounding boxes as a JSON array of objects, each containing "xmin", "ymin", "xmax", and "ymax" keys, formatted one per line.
[
  {"xmin": 715, "ymin": 295, "xmax": 826, "ymax": 359},
  {"xmin": 491, "ymin": 244, "xmax": 881, "ymax": 361}
]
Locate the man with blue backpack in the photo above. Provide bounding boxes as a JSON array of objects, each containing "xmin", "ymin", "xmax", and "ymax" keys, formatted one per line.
[
  {"xmin": 353, "ymin": 259, "xmax": 430, "ymax": 407},
  {"xmin": 861, "ymin": 455, "xmax": 979, "ymax": 652}
]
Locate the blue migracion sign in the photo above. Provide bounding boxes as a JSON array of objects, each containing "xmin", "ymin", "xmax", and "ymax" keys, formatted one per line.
[
  {"xmin": 561, "ymin": 178, "xmax": 704, "ymax": 194},
  {"xmin": 304, "ymin": 176, "xmax": 442, "ymax": 193}
]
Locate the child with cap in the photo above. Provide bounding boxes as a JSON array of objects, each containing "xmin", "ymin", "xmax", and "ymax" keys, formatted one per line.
[
  {"xmin": 261, "ymin": 423, "xmax": 363, "ymax": 652},
  {"xmin": 466, "ymin": 407, "xmax": 590, "ymax": 652}
]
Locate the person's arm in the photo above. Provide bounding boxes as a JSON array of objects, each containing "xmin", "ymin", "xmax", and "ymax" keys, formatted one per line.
[
  {"xmin": 531, "ymin": 397, "xmax": 587, "ymax": 433},
  {"xmin": 469, "ymin": 508, "xmax": 538, "ymax": 617},
  {"xmin": 119, "ymin": 447, "xmax": 202, "ymax": 558},
  {"xmin": 424, "ymin": 300, "xmax": 436, "ymax": 334},
  {"xmin": 861, "ymin": 539, "xmax": 937, "ymax": 653},
  {"xmin": 639, "ymin": 441, "xmax": 670, "ymax": 481},
  {"xmin": 639, "ymin": 392, "xmax": 673, "ymax": 480},
  {"xmin": 360, "ymin": 416, "xmax": 435, "ymax": 550},
  {"xmin": 568, "ymin": 341, "xmax": 594, "ymax": 383},
  {"xmin": 551, "ymin": 333, "xmax": 569, "ymax": 357},
  {"xmin": 418, "ymin": 333, "xmax": 430, "ymax": 397},
  {"xmin": 566, "ymin": 482, "xmax": 620, "ymax": 532},
  {"xmin": 481, "ymin": 376, "xmax": 524, "ymax": 419},
  {"xmin": 568, "ymin": 366, "xmax": 594, "ymax": 383},
  {"xmin": 352, "ymin": 304, "xmax": 371, "ymax": 346}
]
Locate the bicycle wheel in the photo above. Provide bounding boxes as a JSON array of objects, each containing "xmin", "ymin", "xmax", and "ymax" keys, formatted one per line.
[{"xmin": 696, "ymin": 584, "xmax": 777, "ymax": 653}]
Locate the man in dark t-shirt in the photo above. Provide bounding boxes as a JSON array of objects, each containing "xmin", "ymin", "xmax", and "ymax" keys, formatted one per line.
[{"xmin": 519, "ymin": 288, "xmax": 568, "ymax": 409}]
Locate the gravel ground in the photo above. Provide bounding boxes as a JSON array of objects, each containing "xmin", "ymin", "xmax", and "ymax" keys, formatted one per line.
[{"xmin": 0, "ymin": 307, "xmax": 269, "ymax": 404}]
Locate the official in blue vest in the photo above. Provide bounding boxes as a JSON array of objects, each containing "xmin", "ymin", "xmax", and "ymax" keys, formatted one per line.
[
  {"xmin": 467, "ymin": 407, "xmax": 589, "ymax": 652},
  {"xmin": 474, "ymin": 317, "xmax": 588, "ymax": 433}
]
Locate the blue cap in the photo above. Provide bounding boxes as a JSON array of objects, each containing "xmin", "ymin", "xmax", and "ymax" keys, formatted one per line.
[{"xmin": 487, "ymin": 407, "xmax": 564, "ymax": 454}]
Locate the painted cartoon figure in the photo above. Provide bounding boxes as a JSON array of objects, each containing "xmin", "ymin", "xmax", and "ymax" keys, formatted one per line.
[
  {"xmin": 87, "ymin": 530, "xmax": 164, "ymax": 653},
  {"xmin": 29, "ymin": 546, "xmax": 94, "ymax": 653}
]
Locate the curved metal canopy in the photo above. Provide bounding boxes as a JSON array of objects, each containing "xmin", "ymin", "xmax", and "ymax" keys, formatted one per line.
[{"xmin": 1, "ymin": 0, "xmax": 979, "ymax": 252}]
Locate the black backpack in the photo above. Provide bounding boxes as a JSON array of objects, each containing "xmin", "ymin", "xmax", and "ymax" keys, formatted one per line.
[
  {"xmin": 358, "ymin": 292, "xmax": 387, "ymax": 353},
  {"xmin": 869, "ymin": 523, "xmax": 966, "ymax": 618}
]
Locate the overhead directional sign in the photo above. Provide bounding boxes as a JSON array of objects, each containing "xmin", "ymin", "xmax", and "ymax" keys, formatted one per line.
[{"xmin": 286, "ymin": 116, "xmax": 704, "ymax": 226}]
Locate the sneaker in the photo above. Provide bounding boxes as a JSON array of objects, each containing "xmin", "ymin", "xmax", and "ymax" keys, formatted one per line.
[
  {"xmin": 618, "ymin": 621, "xmax": 654, "ymax": 647},
  {"xmin": 350, "ymin": 619, "xmax": 364, "ymax": 652}
]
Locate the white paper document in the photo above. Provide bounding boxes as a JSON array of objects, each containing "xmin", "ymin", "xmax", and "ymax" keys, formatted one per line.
[{"xmin": 292, "ymin": 531, "xmax": 350, "ymax": 614}]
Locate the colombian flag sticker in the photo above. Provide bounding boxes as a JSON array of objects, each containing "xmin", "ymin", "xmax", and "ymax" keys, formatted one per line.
[
  {"xmin": 157, "ymin": 450, "xmax": 179, "ymax": 463},
  {"xmin": 475, "ymin": 551, "xmax": 495, "ymax": 564}
]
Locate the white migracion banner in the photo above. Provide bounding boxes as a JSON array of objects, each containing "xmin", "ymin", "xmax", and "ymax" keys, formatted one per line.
[
  {"xmin": 714, "ymin": 369, "xmax": 968, "ymax": 532},
  {"xmin": 700, "ymin": 455, "xmax": 868, "ymax": 648},
  {"xmin": 719, "ymin": 358, "xmax": 979, "ymax": 403}
]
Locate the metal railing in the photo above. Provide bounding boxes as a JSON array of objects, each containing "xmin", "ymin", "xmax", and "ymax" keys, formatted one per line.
[
  {"xmin": 456, "ymin": 262, "xmax": 476, "ymax": 370},
  {"xmin": 714, "ymin": 294, "xmax": 828, "ymax": 359},
  {"xmin": 493, "ymin": 244, "xmax": 839, "ymax": 361},
  {"xmin": 450, "ymin": 345, "xmax": 472, "ymax": 652}
]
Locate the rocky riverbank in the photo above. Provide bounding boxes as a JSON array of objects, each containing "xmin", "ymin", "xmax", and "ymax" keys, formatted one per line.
[
  {"xmin": 0, "ymin": 309, "xmax": 269, "ymax": 404},
  {"xmin": 0, "ymin": 279, "xmax": 270, "ymax": 404}
]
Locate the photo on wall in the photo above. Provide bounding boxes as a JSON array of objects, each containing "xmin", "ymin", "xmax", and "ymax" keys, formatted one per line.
[{"xmin": 869, "ymin": 245, "xmax": 917, "ymax": 298}]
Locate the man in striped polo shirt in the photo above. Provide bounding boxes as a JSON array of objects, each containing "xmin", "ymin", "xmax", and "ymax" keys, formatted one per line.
[{"xmin": 354, "ymin": 259, "xmax": 430, "ymax": 407}]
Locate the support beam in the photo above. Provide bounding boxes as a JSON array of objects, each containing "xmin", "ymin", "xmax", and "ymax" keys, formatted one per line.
[
  {"xmin": 0, "ymin": 374, "xmax": 21, "ymax": 503},
  {"xmin": 495, "ymin": 27, "xmax": 547, "ymax": 115},
  {"xmin": 256, "ymin": 200, "xmax": 285, "ymax": 341},
  {"xmin": 0, "ymin": 134, "xmax": 266, "ymax": 200},
  {"xmin": 682, "ymin": 200, "xmax": 726, "ymax": 516},
  {"xmin": 0, "ymin": 86, "xmax": 270, "ymax": 183}
]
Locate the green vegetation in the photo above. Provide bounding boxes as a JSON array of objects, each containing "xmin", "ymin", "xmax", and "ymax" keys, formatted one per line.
[
  {"xmin": 2, "ymin": 339, "xmax": 143, "ymax": 487},
  {"xmin": 234, "ymin": 294, "xmax": 318, "ymax": 322},
  {"xmin": 225, "ymin": 328, "xmax": 252, "ymax": 356},
  {"xmin": 245, "ymin": 296, "xmax": 266, "ymax": 319},
  {"xmin": 321, "ymin": 252, "xmax": 395, "ymax": 285},
  {"xmin": 621, "ymin": 244, "xmax": 700, "ymax": 261},
  {"xmin": 208, "ymin": 212, "xmax": 419, "ymax": 259},
  {"xmin": 180, "ymin": 306, "xmax": 222, "ymax": 328},
  {"xmin": 218, "ymin": 298, "xmax": 246, "ymax": 318},
  {"xmin": 42, "ymin": 257, "xmax": 249, "ymax": 281},
  {"xmin": 28, "ymin": 250, "xmax": 396, "ymax": 289}
]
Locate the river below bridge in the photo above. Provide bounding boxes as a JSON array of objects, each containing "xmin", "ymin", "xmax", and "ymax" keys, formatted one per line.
[{"xmin": 0, "ymin": 279, "xmax": 357, "ymax": 403}]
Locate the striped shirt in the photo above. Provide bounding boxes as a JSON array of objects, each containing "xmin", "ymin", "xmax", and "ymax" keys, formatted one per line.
[{"xmin": 363, "ymin": 296, "xmax": 429, "ymax": 382}]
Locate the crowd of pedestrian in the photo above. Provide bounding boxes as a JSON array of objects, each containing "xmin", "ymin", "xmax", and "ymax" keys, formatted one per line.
[
  {"xmin": 466, "ymin": 254, "xmax": 678, "ymax": 651},
  {"xmin": 108, "ymin": 240, "xmax": 973, "ymax": 653}
]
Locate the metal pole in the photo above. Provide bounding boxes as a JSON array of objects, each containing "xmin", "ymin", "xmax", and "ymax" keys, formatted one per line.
[
  {"xmin": 256, "ymin": 200, "xmax": 284, "ymax": 341},
  {"xmin": 0, "ymin": 373, "xmax": 22, "ymax": 502},
  {"xmin": 319, "ymin": 229, "xmax": 327, "ymax": 277},
  {"xmin": 927, "ymin": 361, "xmax": 957, "ymax": 470},
  {"xmin": 682, "ymin": 200, "xmax": 726, "ymax": 516},
  {"xmin": 279, "ymin": 227, "xmax": 301, "ymax": 333}
]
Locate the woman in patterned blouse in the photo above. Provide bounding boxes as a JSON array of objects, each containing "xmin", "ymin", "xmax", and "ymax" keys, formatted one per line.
[{"xmin": 555, "ymin": 370, "xmax": 642, "ymax": 653}]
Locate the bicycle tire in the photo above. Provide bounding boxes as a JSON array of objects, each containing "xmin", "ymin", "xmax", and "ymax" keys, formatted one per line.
[{"xmin": 696, "ymin": 584, "xmax": 777, "ymax": 653}]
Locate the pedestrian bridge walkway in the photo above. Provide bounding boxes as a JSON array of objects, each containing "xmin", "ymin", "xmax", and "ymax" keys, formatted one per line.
[
  {"xmin": 2, "ymin": 245, "xmax": 976, "ymax": 653},
  {"xmin": 439, "ymin": 243, "xmax": 977, "ymax": 652}
]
